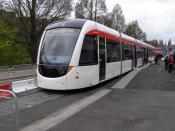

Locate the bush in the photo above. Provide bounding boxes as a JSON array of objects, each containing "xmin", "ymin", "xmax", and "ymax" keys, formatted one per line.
[{"xmin": 0, "ymin": 20, "xmax": 31, "ymax": 66}]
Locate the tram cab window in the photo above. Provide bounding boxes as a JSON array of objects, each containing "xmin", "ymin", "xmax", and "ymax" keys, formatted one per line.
[
  {"xmin": 106, "ymin": 39, "xmax": 121, "ymax": 63},
  {"xmin": 122, "ymin": 43, "xmax": 132, "ymax": 60},
  {"xmin": 79, "ymin": 35, "xmax": 98, "ymax": 66}
]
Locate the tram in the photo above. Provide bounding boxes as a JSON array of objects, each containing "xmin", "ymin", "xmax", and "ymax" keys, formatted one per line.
[{"xmin": 37, "ymin": 19, "xmax": 155, "ymax": 90}]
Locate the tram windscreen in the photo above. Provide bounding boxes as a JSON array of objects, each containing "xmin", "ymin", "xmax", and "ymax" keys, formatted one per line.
[
  {"xmin": 39, "ymin": 28, "xmax": 80, "ymax": 77},
  {"xmin": 40, "ymin": 28, "xmax": 80, "ymax": 64}
]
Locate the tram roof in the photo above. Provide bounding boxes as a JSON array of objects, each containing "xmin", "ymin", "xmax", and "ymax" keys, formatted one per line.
[
  {"xmin": 46, "ymin": 19, "xmax": 87, "ymax": 30},
  {"xmin": 46, "ymin": 19, "xmax": 155, "ymax": 49}
]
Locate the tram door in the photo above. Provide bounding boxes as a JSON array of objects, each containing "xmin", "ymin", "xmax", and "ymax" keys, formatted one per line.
[
  {"xmin": 99, "ymin": 37, "xmax": 106, "ymax": 81},
  {"xmin": 132, "ymin": 45, "xmax": 137, "ymax": 68}
]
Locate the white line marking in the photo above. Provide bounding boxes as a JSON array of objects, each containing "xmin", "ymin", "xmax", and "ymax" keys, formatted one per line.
[
  {"xmin": 157, "ymin": 67, "xmax": 162, "ymax": 74},
  {"xmin": 22, "ymin": 89, "xmax": 111, "ymax": 131},
  {"xmin": 112, "ymin": 63, "xmax": 150, "ymax": 89},
  {"xmin": 142, "ymin": 63, "xmax": 150, "ymax": 69}
]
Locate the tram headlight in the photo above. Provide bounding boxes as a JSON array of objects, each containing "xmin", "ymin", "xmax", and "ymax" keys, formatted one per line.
[{"xmin": 67, "ymin": 66, "xmax": 73, "ymax": 73}]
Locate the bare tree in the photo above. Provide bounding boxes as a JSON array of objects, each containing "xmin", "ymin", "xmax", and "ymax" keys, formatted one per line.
[
  {"xmin": 111, "ymin": 4, "xmax": 125, "ymax": 32},
  {"xmin": 0, "ymin": 0, "xmax": 6, "ymax": 10},
  {"xmin": 125, "ymin": 20, "xmax": 147, "ymax": 41},
  {"xmin": 96, "ymin": 13, "xmax": 112, "ymax": 28},
  {"xmin": 75, "ymin": 0, "xmax": 106, "ymax": 21},
  {"xmin": 4, "ymin": 0, "xmax": 73, "ymax": 63},
  {"xmin": 168, "ymin": 39, "xmax": 172, "ymax": 49},
  {"xmin": 159, "ymin": 40, "xmax": 165, "ymax": 48}
]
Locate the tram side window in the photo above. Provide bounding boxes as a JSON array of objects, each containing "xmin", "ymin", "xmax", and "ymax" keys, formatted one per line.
[
  {"xmin": 106, "ymin": 39, "xmax": 121, "ymax": 63},
  {"xmin": 137, "ymin": 47, "xmax": 143, "ymax": 58},
  {"xmin": 122, "ymin": 44, "xmax": 132, "ymax": 60},
  {"xmin": 148, "ymin": 49, "xmax": 152, "ymax": 57},
  {"xmin": 79, "ymin": 35, "xmax": 98, "ymax": 66}
]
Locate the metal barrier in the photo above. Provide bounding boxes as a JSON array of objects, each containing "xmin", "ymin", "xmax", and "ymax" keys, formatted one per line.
[
  {"xmin": 0, "ymin": 89, "xmax": 19, "ymax": 131},
  {"xmin": 0, "ymin": 66, "xmax": 10, "ymax": 71},
  {"xmin": 11, "ymin": 64, "xmax": 36, "ymax": 78},
  {"xmin": 12, "ymin": 78, "xmax": 38, "ymax": 93}
]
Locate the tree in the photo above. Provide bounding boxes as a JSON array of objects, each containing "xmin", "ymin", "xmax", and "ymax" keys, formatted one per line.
[
  {"xmin": 146, "ymin": 39, "xmax": 159, "ymax": 47},
  {"xmin": 159, "ymin": 40, "xmax": 165, "ymax": 48},
  {"xmin": 0, "ymin": 9, "xmax": 19, "ymax": 28},
  {"xmin": 168, "ymin": 39, "xmax": 171, "ymax": 49},
  {"xmin": 75, "ymin": 0, "xmax": 106, "ymax": 21},
  {"xmin": 0, "ymin": 1, "xmax": 3, "ymax": 10},
  {"xmin": 4, "ymin": 0, "xmax": 73, "ymax": 63},
  {"xmin": 110, "ymin": 4, "xmax": 125, "ymax": 32},
  {"xmin": 152, "ymin": 39, "xmax": 159, "ymax": 47},
  {"xmin": 125, "ymin": 20, "xmax": 146, "ymax": 41},
  {"xmin": 0, "ymin": 19, "xmax": 30, "ymax": 66},
  {"xmin": 96, "ymin": 13, "xmax": 112, "ymax": 28}
]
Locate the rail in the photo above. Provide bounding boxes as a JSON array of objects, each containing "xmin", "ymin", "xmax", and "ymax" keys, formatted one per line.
[{"xmin": 0, "ymin": 89, "xmax": 19, "ymax": 131}]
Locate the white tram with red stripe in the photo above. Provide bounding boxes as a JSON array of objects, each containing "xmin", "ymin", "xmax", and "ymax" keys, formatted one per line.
[{"xmin": 37, "ymin": 19, "xmax": 155, "ymax": 90}]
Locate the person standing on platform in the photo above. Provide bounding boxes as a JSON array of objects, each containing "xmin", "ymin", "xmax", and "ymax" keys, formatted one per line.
[
  {"xmin": 164, "ymin": 55, "xmax": 169, "ymax": 70},
  {"xmin": 154, "ymin": 53, "xmax": 159, "ymax": 64},
  {"xmin": 168, "ymin": 51, "xmax": 174, "ymax": 73}
]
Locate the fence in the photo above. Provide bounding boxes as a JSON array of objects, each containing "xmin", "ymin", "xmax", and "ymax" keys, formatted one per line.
[
  {"xmin": 0, "ymin": 89, "xmax": 19, "ymax": 131},
  {"xmin": 0, "ymin": 64, "xmax": 36, "ymax": 82},
  {"xmin": 0, "ymin": 65, "xmax": 38, "ymax": 93}
]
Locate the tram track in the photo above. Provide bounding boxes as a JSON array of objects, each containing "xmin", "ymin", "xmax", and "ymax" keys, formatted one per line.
[
  {"xmin": 0, "ymin": 75, "xmax": 36, "ymax": 83},
  {"xmin": 0, "ymin": 74, "xmax": 121, "ymax": 131}
]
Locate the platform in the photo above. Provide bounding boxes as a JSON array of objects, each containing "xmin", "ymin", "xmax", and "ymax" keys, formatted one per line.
[{"xmin": 48, "ymin": 62, "xmax": 175, "ymax": 131}]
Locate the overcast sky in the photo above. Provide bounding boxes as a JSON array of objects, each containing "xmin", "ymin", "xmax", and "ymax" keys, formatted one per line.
[
  {"xmin": 74, "ymin": 0, "xmax": 175, "ymax": 44},
  {"xmin": 105, "ymin": 0, "xmax": 175, "ymax": 44}
]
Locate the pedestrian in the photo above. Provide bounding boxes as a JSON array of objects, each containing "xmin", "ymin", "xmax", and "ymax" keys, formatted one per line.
[
  {"xmin": 173, "ymin": 51, "xmax": 175, "ymax": 70},
  {"xmin": 168, "ymin": 53, "xmax": 174, "ymax": 73},
  {"xmin": 154, "ymin": 53, "xmax": 158, "ymax": 64},
  {"xmin": 164, "ymin": 55, "xmax": 169, "ymax": 71}
]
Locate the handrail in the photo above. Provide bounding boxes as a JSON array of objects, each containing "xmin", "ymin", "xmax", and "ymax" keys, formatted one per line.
[{"xmin": 0, "ymin": 89, "xmax": 19, "ymax": 131}]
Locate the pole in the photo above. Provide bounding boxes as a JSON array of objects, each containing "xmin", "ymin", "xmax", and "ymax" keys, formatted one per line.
[
  {"xmin": 95, "ymin": 0, "xmax": 97, "ymax": 22},
  {"xmin": 90, "ymin": 0, "xmax": 93, "ymax": 20},
  {"xmin": 119, "ymin": 31, "xmax": 123, "ymax": 76}
]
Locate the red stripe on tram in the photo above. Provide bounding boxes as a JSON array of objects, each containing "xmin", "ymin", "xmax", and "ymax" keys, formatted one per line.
[{"xmin": 86, "ymin": 29, "xmax": 143, "ymax": 46}]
